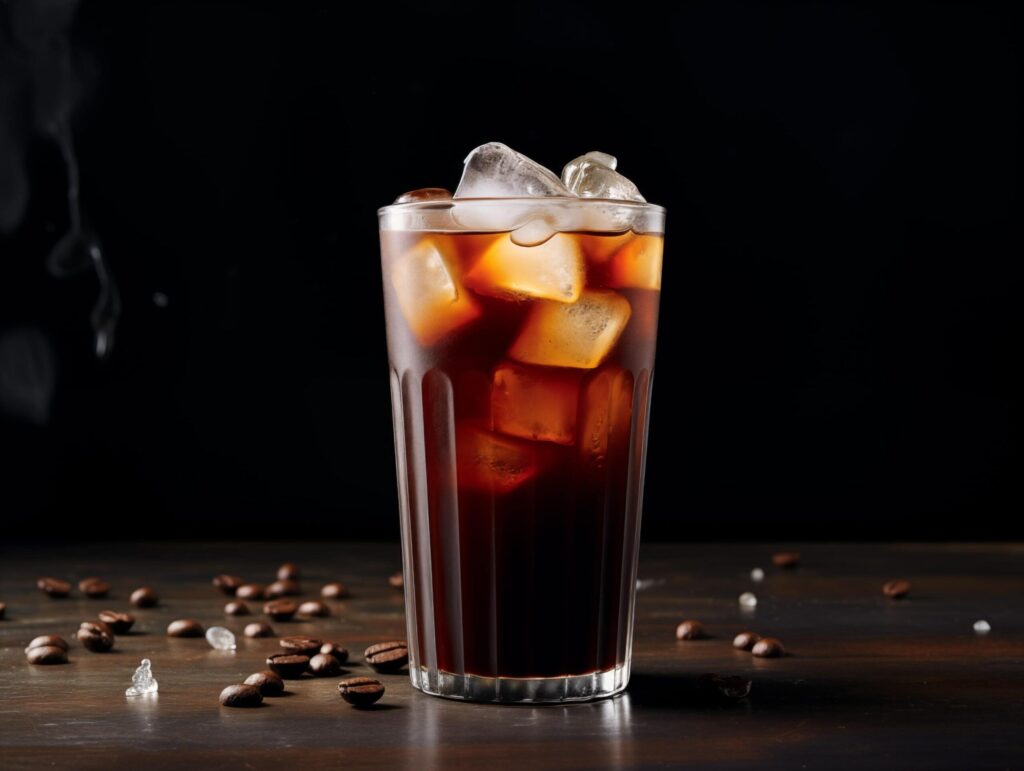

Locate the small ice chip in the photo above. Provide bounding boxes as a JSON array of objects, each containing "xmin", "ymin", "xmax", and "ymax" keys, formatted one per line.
[
  {"xmin": 125, "ymin": 658, "xmax": 158, "ymax": 697},
  {"xmin": 206, "ymin": 626, "xmax": 236, "ymax": 651},
  {"xmin": 739, "ymin": 592, "xmax": 758, "ymax": 608},
  {"xmin": 973, "ymin": 620, "xmax": 991, "ymax": 634},
  {"xmin": 750, "ymin": 567, "xmax": 765, "ymax": 582}
]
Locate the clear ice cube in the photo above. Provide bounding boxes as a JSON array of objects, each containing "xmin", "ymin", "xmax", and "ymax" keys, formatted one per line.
[
  {"xmin": 125, "ymin": 658, "xmax": 158, "ymax": 697},
  {"xmin": 606, "ymin": 233, "xmax": 663, "ymax": 290},
  {"xmin": 454, "ymin": 142, "xmax": 572, "ymax": 199},
  {"xmin": 463, "ymin": 233, "xmax": 584, "ymax": 303},
  {"xmin": 491, "ymin": 361, "xmax": 581, "ymax": 445},
  {"xmin": 578, "ymin": 366, "xmax": 633, "ymax": 466},
  {"xmin": 561, "ymin": 151, "xmax": 645, "ymax": 202},
  {"xmin": 456, "ymin": 425, "xmax": 537, "ymax": 494},
  {"xmin": 394, "ymin": 187, "xmax": 452, "ymax": 204},
  {"xmin": 206, "ymin": 626, "xmax": 236, "ymax": 651}
]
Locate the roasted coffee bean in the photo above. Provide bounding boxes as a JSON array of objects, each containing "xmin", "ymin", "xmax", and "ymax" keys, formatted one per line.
[
  {"xmin": 77, "ymin": 621, "xmax": 115, "ymax": 652},
  {"xmin": 0, "ymin": 601, "xmax": 5, "ymax": 619},
  {"xmin": 276, "ymin": 563, "xmax": 300, "ymax": 581},
  {"xmin": 224, "ymin": 601, "xmax": 250, "ymax": 616},
  {"xmin": 263, "ymin": 599, "xmax": 297, "ymax": 622},
  {"xmin": 772, "ymin": 552, "xmax": 800, "ymax": 569},
  {"xmin": 280, "ymin": 636, "xmax": 322, "ymax": 656},
  {"xmin": 297, "ymin": 601, "xmax": 329, "ymax": 618},
  {"xmin": 266, "ymin": 653, "xmax": 309, "ymax": 679},
  {"xmin": 219, "ymin": 683, "xmax": 263, "ymax": 708},
  {"xmin": 883, "ymin": 579, "xmax": 911, "ymax": 599},
  {"xmin": 130, "ymin": 587, "xmax": 158, "ymax": 608},
  {"xmin": 320, "ymin": 642, "xmax": 349, "ymax": 664},
  {"xmin": 320, "ymin": 582, "xmax": 348, "ymax": 599},
  {"xmin": 308, "ymin": 652, "xmax": 342, "ymax": 677},
  {"xmin": 266, "ymin": 579, "xmax": 300, "ymax": 599},
  {"xmin": 236, "ymin": 584, "xmax": 265, "ymax": 600},
  {"xmin": 167, "ymin": 619, "xmax": 204, "ymax": 638},
  {"xmin": 27, "ymin": 645, "xmax": 68, "ymax": 665},
  {"xmin": 388, "ymin": 572, "xmax": 404, "ymax": 590},
  {"xmin": 732, "ymin": 631, "xmax": 761, "ymax": 651},
  {"xmin": 338, "ymin": 677, "xmax": 384, "ymax": 706},
  {"xmin": 37, "ymin": 577, "xmax": 71, "ymax": 598},
  {"xmin": 244, "ymin": 670, "xmax": 285, "ymax": 696},
  {"xmin": 244, "ymin": 621, "xmax": 274, "ymax": 638},
  {"xmin": 697, "ymin": 673, "xmax": 752, "ymax": 701},
  {"xmin": 98, "ymin": 610, "xmax": 135, "ymax": 634},
  {"xmin": 675, "ymin": 620, "xmax": 706, "ymax": 640},
  {"xmin": 78, "ymin": 577, "xmax": 111, "ymax": 598},
  {"xmin": 364, "ymin": 641, "xmax": 409, "ymax": 673},
  {"xmin": 26, "ymin": 635, "xmax": 68, "ymax": 654},
  {"xmin": 751, "ymin": 637, "xmax": 784, "ymax": 658},
  {"xmin": 212, "ymin": 575, "xmax": 244, "ymax": 596}
]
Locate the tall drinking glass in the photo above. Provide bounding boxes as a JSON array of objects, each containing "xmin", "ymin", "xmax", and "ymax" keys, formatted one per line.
[{"xmin": 378, "ymin": 197, "xmax": 664, "ymax": 703}]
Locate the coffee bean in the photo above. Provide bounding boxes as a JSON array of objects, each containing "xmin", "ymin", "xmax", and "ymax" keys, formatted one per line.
[
  {"xmin": 772, "ymin": 552, "xmax": 800, "ymax": 569},
  {"xmin": 883, "ymin": 579, "xmax": 911, "ymax": 599},
  {"xmin": 0, "ymin": 602, "xmax": 5, "ymax": 619},
  {"xmin": 77, "ymin": 621, "xmax": 115, "ymax": 652},
  {"xmin": 27, "ymin": 645, "xmax": 69, "ymax": 665},
  {"xmin": 298, "ymin": 601, "xmax": 329, "ymax": 618},
  {"xmin": 277, "ymin": 563, "xmax": 300, "ymax": 581},
  {"xmin": 219, "ymin": 683, "xmax": 263, "ymax": 708},
  {"xmin": 321, "ymin": 582, "xmax": 348, "ymax": 599},
  {"xmin": 98, "ymin": 610, "xmax": 135, "ymax": 634},
  {"xmin": 675, "ymin": 620, "xmax": 706, "ymax": 640},
  {"xmin": 364, "ymin": 641, "xmax": 409, "ymax": 673},
  {"xmin": 26, "ymin": 635, "xmax": 68, "ymax": 653},
  {"xmin": 280, "ymin": 636, "xmax": 322, "ymax": 656},
  {"xmin": 37, "ymin": 577, "xmax": 71, "ymax": 598},
  {"xmin": 235, "ymin": 584, "xmax": 265, "ymax": 600},
  {"xmin": 244, "ymin": 671, "xmax": 285, "ymax": 696},
  {"xmin": 167, "ymin": 619, "xmax": 204, "ymax": 638},
  {"xmin": 212, "ymin": 575, "xmax": 244, "ymax": 596},
  {"xmin": 266, "ymin": 579, "xmax": 301, "ymax": 599},
  {"xmin": 78, "ymin": 577, "xmax": 111, "ymax": 598},
  {"xmin": 338, "ymin": 677, "xmax": 384, "ymax": 707},
  {"xmin": 388, "ymin": 572, "xmax": 404, "ymax": 590},
  {"xmin": 308, "ymin": 652, "xmax": 341, "ymax": 677},
  {"xmin": 751, "ymin": 637, "xmax": 784, "ymax": 658},
  {"xmin": 224, "ymin": 601, "xmax": 250, "ymax": 616},
  {"xmin": 244, "ymin": 621, "xmax": 274, "ymax": 638},
  {"xmin": 320, "ymin": 642, "xmax": 349, "ymax": 664},
  {"xmin": 265, "ymin": 653, "xmax": 310, "ymax": 679},
  {"xmin": 263, "ymin": 599, "xmax": 297, "ymax": 622},
  {"xmin": 130, "ymin": 587, "xmax": 158, "ymax": 608},
  {"xmin": 697, "ymin": 673, "xmax": 752, "ymax": 701},
  {"xmin": 732, "ymin": 631, "xmax": 761, "ymax": 651}
]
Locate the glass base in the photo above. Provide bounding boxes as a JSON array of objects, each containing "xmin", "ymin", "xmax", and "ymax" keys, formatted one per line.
[{"xmin": 409, "ymin": 662, "xmax": 630, "ymax": 704}]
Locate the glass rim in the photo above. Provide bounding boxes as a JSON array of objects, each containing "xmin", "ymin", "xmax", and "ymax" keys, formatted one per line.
[{"xmin": 377, "ymin": 196, "xmax": 666, "ymax": 216}]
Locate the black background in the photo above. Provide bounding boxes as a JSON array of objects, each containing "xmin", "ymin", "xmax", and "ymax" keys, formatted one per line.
[{"xmin": 1, "ymin": 1, "xmax": 1020, "ymax": 540}]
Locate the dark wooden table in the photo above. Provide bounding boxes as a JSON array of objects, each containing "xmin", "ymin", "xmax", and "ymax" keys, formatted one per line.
[{"xmin": 1, "ymin": 542, "xmax": 1022, "ymax": 769}]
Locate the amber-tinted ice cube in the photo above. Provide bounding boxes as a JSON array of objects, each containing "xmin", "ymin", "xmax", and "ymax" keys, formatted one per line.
[
  {"xmin": 456, "ymin": 425, "xmax": 537, "ymax": 494},
  {"xmin": 491, "ymin": 362, "xmax": 580, "ymax": 445},
  {"xmin": 579, "ymin": 366, "xmax": 634, "ymax": 467},
  {"xmin": 607, "ymin": 234, "xmax": 663, "ymax": 290},
  {"xmin": 463, "ymin": 233, "xmax": 583, "ymax": 303},
  {"xmin": 508, "ymin": 289, "xmax": 632, "ymax": 369}
]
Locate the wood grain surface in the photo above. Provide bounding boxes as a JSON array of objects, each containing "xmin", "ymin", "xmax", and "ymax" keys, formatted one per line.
[{"xmin": 1, "ymin": 542, "xmax": 1022, "ymax": 769}]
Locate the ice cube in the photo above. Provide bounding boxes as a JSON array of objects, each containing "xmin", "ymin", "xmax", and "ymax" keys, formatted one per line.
[
  {"xmin": 463, "ymin": 233, "xmax": 583, "ymax": 303},
  {"xmin": 606, "ymin": 234, "xmax": 663, "ymax": 290},
  {"xmin": 576, "ymin": 232, "xmax": 637, "ymax": 264},
  {"xmin": 394, "ymin": 187, "xmax": 452, "ymax": 204},
  {"xmin": 206, "ymin": 626, "xmax": 236, "ymax": 651},
  {"xmin": 455, "ymin": 142, "xmax": 572, "ymax": 199},
  {"xmin": 390, "ymin": 236, "xmax": 480, "ymax": 345},
  {"xmin": 562, "ymin": 151, "xmax": 645, "ymax": 202},
  {"xmin": 508, "ymin": 289, "xmax": 632, "ymax": 369},
  {"xmin": 456, "ymin": 425, "xmax": 537, "ymax": 493},
  {"xmin": 578, "ymin": 366, "xmax": 633, "ymax": 465},
  {"xmin": 125, "ymin": 658, "xmax": 158, "ymax": 697},
  {"xmin": 510, "ymin": 218, "xmax": 556, "ymax": 247},
  {"xmin": 491, "ymin": 361, "xmax": 581, "ymax": 445}
]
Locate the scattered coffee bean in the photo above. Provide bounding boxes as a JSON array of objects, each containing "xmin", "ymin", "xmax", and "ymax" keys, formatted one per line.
[
  {"xmin": 263, "ymin": 599, "xmax": 297, "ymax": 622},
  {"xmin": 338, "ymin": 677, "xmax": 384, "ymax": 707},
  {"xmin": 0, "ymin": 602, "xmax": 5, "ymax": 619},
  {"xmin": 244, "ymin": 621, "xmax": 274, "ymax": 638},
  {"xmin": 751, "ymin": 637, "xmax": 784, "ymax": 658},
  {"xmin": 244, "ymin": 671, "xmax": 285, "ymax": 696},
  {"xmin": 77, "ymin": 621, "xmax": 115, "ymax": 652},
  {"xmin": 321, "ymin": 582, "xmax": 348, "ymax": 599},
  {"xmin": 675, "ymin": 620, "xmax": 706, "ymax": 640},
  {"xmin": 37, "ymin": 577, "xmax": 71, "ymax": 598},
  {"xmin": 308, "ymin": 653, "xmax": 342, "ymax": 677},
  {"xmin": 364, "ymin": 641, "xmax": 409, "ymax": 673},
  {"xmin": 236, "ymin": 584, "xmax": 266, "ymax": 600},
  {"xmin": 883, "ymin": 579, "xmax": 911, "ymax": 599},
  {"xmin": 320, "ymin": 642, "xmax": 349, "ymax": 664},
  {"xmin": 732, "ymin": 631, "xmax": 761, "ymax": 651},
  {"xmin": 130, "ymin": 587, "xmax": 158, "ymax": 608},
  {"xmin": 277, "ymin": 563, "xmax": 301, "ymax": 581},
  {"xmin": 280, "ymin": 636, "xmax": 322, "ymax": 656},
  {"xmin": 219, "ymin": 683, "xmax": 263, "ymax": 708},
  {"xmin": 298, "ymin": 600, "xmax": 329, "ymax": 618},
  {"xmin": 167, "ymin": 619, "xmax": 204, "ymax": 638},
  {"xmin": 388, "ymin": 572, "xmax": 404, "ymax": 590},
  {"xmin": 266, "ymin": 653, "xmax": 310, "ymax": 679},
  {"xmin": 78, "ymin": 577, "xmax": 111, "ymax": 598},
  {"xmin": 25, "ymin": 635, "xmax": 68, "ymax": 654},
  {"xmin": 98, "ymin": 610, "xmax": 135, "ymax": 634},
  {"xmin": 224, "ymin": 601, "xmax": 250, "ymax": 616},
  {"xmin": 212, "ymin": 575, "xmax": 244, "ymax": 596},
  {"xmin": 697, "ymin": 673, "xmax": 752, "ymax": 701},
  {"xmin": 772, "ymin": 552, "xmax": 800, "ymax": 569},
  {"xmin": 266, "ymin": 579, "xmax": 301, "ymax": 599},
  {"xmin": 27, "ymin": 645, "xmax": 68, "ymax": 665}
]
